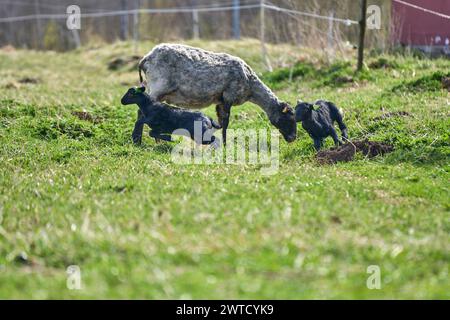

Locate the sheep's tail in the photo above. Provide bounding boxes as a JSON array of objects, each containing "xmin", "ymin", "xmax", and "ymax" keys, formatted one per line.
[
  {"xmin": 210, "ymin": 118, "xmax": 222, "ymax": 129},
  {"xmin": 139, "ymin": 65, "xmax": 143, "ymax": 83},
  {"xmin": 138, "ymin": 58, "xmax": 146, "ymax": 84}
]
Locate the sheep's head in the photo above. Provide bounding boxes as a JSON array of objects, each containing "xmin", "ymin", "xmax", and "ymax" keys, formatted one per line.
[
  {"xmin": 295, "ymin": 100, "xmax": 314, "ymax": 122},
  {"xmin": 271, "ymin": 102, "xmax": 297, "ymax": 143},
  {"xmin": 121, "ymin": 86, "xmax": 146, "ymax": 105}
]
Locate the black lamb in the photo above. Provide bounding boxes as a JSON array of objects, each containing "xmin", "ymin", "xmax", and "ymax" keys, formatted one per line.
[
  {"xmin": 121, "ymin": 86, "xmax": 221, "ymax": 145},
  {"xmin": 295, "ymin": 100, "xmax": 348, "ymax": 151}
]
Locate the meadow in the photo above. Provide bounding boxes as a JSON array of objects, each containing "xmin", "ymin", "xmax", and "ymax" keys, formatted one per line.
[{"xmin": 0, "ymin": 39, "xmax": 448, "ymax": 299}]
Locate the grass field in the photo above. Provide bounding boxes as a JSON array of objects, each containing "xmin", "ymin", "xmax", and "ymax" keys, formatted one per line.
[{"xmin": 0, "ymin": 39, "xmax": 449, "ymax": 299}]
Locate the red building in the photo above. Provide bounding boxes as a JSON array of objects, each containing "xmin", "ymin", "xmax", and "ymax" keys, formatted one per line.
[{"xmin": 392, "ymin": 0, "xmax": 450, "ymax": 54}]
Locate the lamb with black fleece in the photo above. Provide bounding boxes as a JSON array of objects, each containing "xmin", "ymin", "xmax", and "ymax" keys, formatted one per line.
[
  {"xmin": 121, "ymin": 86, "xmax": 221, "ymax": 145},
  {"xmin": 295, "ymin": 100, "xmax": 348, "ymax": 151}
]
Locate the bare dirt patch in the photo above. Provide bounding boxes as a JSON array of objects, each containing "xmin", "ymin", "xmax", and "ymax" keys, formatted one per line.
[
  {"xmin": 107, "ymin": 55, "xmax": 141, "ymax": 71},
  {"xmin": 442, "ymin": 77, "xmax": 450, "ymax": 91},
  {"xmin": 369, "ymin": 58, "xmax": 398, "ymax": 70},
  {"xmin": 334, "ymin": 75, "xmax": 354, "ymax": 84},
  {"xmin": 71, "ymin": 111, "xmax": 103, "ymax": 124},
  {"xmin": 4, "ymin": 82, "xmax": 21, "ymax": 89},
  {"xmin": 18, "ymin": 77, "xmax": 41, "ymax": 84},
  {"xmin": 1, "ymin": 45, "xmax": 16, "ymax": 52},
  {"xmin": 371, "ymin": 111, "xmax": 412, "ymax": 121},
  {"xmin": 316, "ymin": 139, "xmax": 394, "ymax": 164}
]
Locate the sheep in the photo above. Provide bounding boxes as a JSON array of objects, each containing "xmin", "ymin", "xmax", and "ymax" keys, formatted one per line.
[
  {"xmin": 136, "ymin": 43, "xmax": 296, "ymax": 145},
  {"xmin": 295, "ymin": 100, "xmax": 348, "ymax": 151},
  {"xmin": 121, "ymin": 86, "xmax": 221, "ymax": 145}
]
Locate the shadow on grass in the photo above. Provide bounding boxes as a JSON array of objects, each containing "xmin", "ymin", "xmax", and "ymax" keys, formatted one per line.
[
  {"xmin": 261, "ymin": 61, "xmax": 374, "ymax": 90},
  {"xmin": 391, "ymin": 71, "xmax": 450, "ymax": 93},
  {"xmin": 151, "ymin": 142, "xmax": 175, "ymax": 154}
]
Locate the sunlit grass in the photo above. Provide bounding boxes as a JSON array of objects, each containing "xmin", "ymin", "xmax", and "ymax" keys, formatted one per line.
[{"xmin": 0, "ymin": 40, "xmax": 449, "ymax": 299}]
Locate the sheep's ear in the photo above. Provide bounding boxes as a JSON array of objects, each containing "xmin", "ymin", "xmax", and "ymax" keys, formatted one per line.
[
  {"xmin": 297, "ymin": 99, "xmax": 302, "ymax": 105},
  {"xmin": 282, "ymin": 106, "xmax": 290, "ymax": 113}
]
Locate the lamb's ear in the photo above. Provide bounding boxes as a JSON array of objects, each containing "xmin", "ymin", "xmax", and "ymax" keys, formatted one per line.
[
  {"xmin": 282, "ymin": 106, "xmax": 290, "ymax": 113},
  {"xmin": 297, "ymin": 99, "xmax": 302, "ymax": 105},
  {"xmin": 135, "ymin": 86, "xmax": 145, "ymax": 93}
]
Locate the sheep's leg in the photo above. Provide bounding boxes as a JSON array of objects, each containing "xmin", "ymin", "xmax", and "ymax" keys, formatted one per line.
[
  {"xmin": 216, "ymin": 104, "xmax": 225, "ymax": 127},
  {"xmin": 334, "ymin": 112, "xmax": 348, "ymax": 141},
  {"xmin": 216, "ymin": 104, "xmax": 228, "ymax": 145},
  {"xmin": 313, "ymin": 138, "xmax": 322, "ymax": 151},
  {"xmin": 132, "ymin": 110, "xmax": 145, "ymax": 145},
  {"xmin": 221, "ymin": 103, "xmax": 232, "ymax": 146},
  {"xmin": 201, "ymin": 135, "xmax": 217, "ymax": 145},
  {"xmin": 157, "ymin": 134, "xmax": 172, "ymax": 142},
  {"xmin": 340, "ymin": 125, "xmax": 349, "ymax": 141},
  {"xmin": 149, "ymin": 131, "xmax": 172, "ymax": 142},
  {"xmin": 330, "ymin": 127, "xmax": 342, "ymax": 146}
]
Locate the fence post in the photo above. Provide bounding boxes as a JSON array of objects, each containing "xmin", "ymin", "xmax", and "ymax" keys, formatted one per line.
[
  {"xmin": 120, "ymin": 0, "xmax": 129, "ymax": 40},
  {"xmin": 34, "ymin": 0, "xmax": 42, "ymax": 49},
  {"xmin": 192, "ymin": 10, "xmax": 200, "ymax": 39},
  {"xmin": 328, "ymin": 11, "xmax": 334, "ymax": 51},
  {"xmin": 260, "ymin": 0, "xmax": 272, "ymax": 71},
  {"xmin": 233, "ymin": 0, "xmax": 240, "ymax": 39},
  {"xmin": 72, "ymin": 29, "xmax": 81, "ymax": 49},
  {"xmin": 357, "ymin": 0, "xmax": 367, "ymax": 71},
  {"xmin": 133, "ymin": 0, "xmax": 140, "ymax": 53}
]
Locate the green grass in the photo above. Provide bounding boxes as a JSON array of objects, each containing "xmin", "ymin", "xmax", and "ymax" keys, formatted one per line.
[{"xmin": 0, "ymin": 40, "xmax": 449, "ymax": 299}]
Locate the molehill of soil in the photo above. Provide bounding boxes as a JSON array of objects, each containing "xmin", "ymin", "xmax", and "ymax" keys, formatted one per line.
[
  {"xmin": 371, "ymin": 111, "xmax": 412, "ymax": 121},
  {"xmin": 442, "ymin": 77, "xmax": 450, "ymax": 92},
  {"xmin": 107, "ymin": 55, "xmax": 141, "ymax": 71},
  {"xmin": 18, "ymin": 77, "xmax": 41, "ymax": 84},
  {"xmin": 316, "ymin": 139, "xmax": 394, "ymax": 164}
]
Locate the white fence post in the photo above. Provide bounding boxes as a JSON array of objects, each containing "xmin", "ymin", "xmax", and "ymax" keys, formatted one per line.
[
  {"xmin": 192, "ymin": 9, "xmax": 200, "ymax": 39},
  {"xmin": 260, "ymin": 0, "xmax": 272, "ymax": 71}
]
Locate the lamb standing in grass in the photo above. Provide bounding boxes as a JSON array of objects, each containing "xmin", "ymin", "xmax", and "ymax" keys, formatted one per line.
[
  {"xmin": 121, "ymin": 86, "xmax": 220, "ymax": 145},
  {"xmin": 295, "ymin": 100, "xmax": 348, "ymax": 151},
  {"xmin": 136, "ymin": 43, "xmax": 296, "ymax": 145}
]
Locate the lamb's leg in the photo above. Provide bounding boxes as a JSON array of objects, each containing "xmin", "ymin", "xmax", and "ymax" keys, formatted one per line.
[
  {"xmin": 340, "ymin": 125, "xmax": 348, "ymax": 141},
  {"xmin": 201, "ymin": 135, "xmax": 217, "ymax": 145},
  {"xmin": 334, "ymin": 112, "xmax": 348, "ymax": 141},
  {"xmin": 149, "ymin": 131, "xmax": 172, "ymax": 142},
  {"xmin": 330, "ymin": 127, "xmax": 342, "ymax": 146},
  {"xmin": 132, "ymin": 110, "xmax": 145, "ymax": 145},
  {"xmin": 158, "ymin": 134, "xmax": 172, "ymax": 142},
  {"xmin": 313, "ymin": 138, "xmax": 322, "ymax": 151}
]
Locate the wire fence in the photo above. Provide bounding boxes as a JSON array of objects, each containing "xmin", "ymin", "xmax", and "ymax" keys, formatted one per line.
[
  {"xmin": 0, "ymin": 2, "xmax": 361, "ymax": 24},
  {"xmin": 0, "ymin": 0, "xmax": 448, "ymax": 55}
]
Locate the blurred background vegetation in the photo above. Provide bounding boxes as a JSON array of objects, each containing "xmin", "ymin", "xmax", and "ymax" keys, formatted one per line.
[{"xmin": 0, "ymin": 0, "xmax": 391, "ymax": 52}]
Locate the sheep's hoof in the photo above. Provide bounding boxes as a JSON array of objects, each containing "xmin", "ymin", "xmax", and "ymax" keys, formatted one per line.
[{"xmin": 132, "ymin": 136, "xmax": 142, "ymax": 145}]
